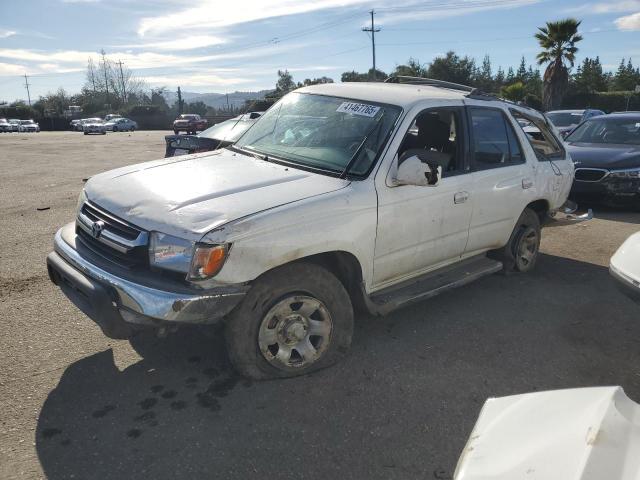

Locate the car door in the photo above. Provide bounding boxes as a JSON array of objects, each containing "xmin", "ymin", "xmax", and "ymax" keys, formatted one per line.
[
  {"xmin": 373, "ymin": 104, "xmax": 474, "ymax": 288},
  {"xmin": 463, "ymin": 105, "xmax": 535, "ymax": 255}
]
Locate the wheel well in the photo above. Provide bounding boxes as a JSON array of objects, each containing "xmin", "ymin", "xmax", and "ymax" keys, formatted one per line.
[
  {"xmin": 526, "ymin": 199, "xmax": 550, "ymax": 224},
  {"xmin": 294, "ymin": 251, "xmax": 366, "ymax": 310}
]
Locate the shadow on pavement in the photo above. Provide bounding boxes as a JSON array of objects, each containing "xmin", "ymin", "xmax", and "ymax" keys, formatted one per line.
[{"xmin": 36, "ymin": 254, "xmax": 640, "ymax": 480}]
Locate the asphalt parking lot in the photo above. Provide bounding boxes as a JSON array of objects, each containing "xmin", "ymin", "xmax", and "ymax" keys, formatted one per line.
[{"xmin": 1, "ymin": 131, "xmax": 639, "ymax": 480}]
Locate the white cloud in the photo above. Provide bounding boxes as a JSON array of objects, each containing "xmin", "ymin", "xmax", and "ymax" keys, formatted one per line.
[
  {"xmin": 0, "ymin": 29, "xmax": 16, "ymax": 38},
  {"xmin": 142, "ymin": 72, "xmax": 253, "ymax": 87},
  {"xmin": 565, "ymin": 0, "xmax": 640, "ymax": 14},
  {"xmin": 114, "ymin": 35, "xmax": 227, "ymax": 51},
  {"xmin": 615, "ymin": 11, "xmax": 640, "ymax": 30},
  {"xmin": 137, "ymin": 0, "xmax": 371, "ymax": 36},
  {"xmin": 376, "ymin": 0, "xmax": 541, "ymax": 25}
]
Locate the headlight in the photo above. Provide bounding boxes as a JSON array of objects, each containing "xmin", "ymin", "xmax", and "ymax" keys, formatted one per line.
[
  {"xmin": 76, "ymin": 189, "xmax": 87, "ymax": 213},
  {"xmin": 149, "ymin": 233, "xmax": 229, "ymax": 280},
  {"xmin": 609, "ymin": 168, "xmax": 640, "ymax": 178},
  {"xmin": 149, "ymin": 232, "xmax": 194, "ymax": 274}
]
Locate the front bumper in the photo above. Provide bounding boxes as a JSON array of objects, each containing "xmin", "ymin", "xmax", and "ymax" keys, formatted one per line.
[
  {"xmin": 571, "ymin": 177, "xmax": 640, "ymax": 204},
  {"xmin": 47, "ymin": 224, "xmax": 248, "ymax": 338},
  {"xmin": 610, "ymin": 264, "xmax": 640, "ymax": 304}
]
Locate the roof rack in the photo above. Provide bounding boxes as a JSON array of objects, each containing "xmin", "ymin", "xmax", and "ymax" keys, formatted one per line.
[{"xmin": 384, "ymin": 75, "xmax": 475, "ymax": 93}]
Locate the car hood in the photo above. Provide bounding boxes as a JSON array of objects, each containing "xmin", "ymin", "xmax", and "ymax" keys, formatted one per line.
[
  {"xmin": 566, "ymin": 143, "xmax": 640, "ymax": 170},
  {"xmin": 454, "ymin": 387, "xmax": 640, "ymax": 480},
  {"xmin": 611, "ymin": 231, "xmax": 640, "ymax": 283},
  {"xmin": 84, "ymin": 149, "xmax": 349, "ymax": 240}
]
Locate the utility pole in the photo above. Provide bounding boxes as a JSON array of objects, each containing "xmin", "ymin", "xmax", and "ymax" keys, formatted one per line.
[
  {"xmin": 100, "ymin": 50, "xmax": 110, "ymax": 108},
  {"xmin": 177, "ymin": 86, "xmax": 183, "ymax": 114},
  {"xmin": 116, "ymin": 59, "xmax": 126, "ymax": 103},
  {"xmin": 362, "ymin": 9, "xmax": 380, "ymax": 81},
  {"xmin": 23, "ymin": 73, "xmax": 31, "ymax": 106}
]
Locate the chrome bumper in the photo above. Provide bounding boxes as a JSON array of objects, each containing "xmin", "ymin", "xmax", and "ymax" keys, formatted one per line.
[{"xmin": 48, "ymin": 226, "xmax": 248, "ymax": 331}]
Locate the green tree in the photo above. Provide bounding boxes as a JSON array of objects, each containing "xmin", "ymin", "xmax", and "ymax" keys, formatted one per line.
[
  {"xmin": 612, "ymin": 58, "xmax": 640, "ymax": 91},
  {"xmin": 185, "ymin": 100, "xmax": 207, "ymax": 116},
  {"xmin": 475, "ymin": 55, "xmax": 494, "ymax": 91},
  {"xmin": 426, "ymin": 51, "xmax": 476, "ymax": 85},
  {"xmin": 535, "ymin": 18, "xmax": 583, "ymax": 110},
  {"xmin": 341, "ymin": 68, "xmax": 387, "ymax": 82},
  {"xmin": 516, "ymin": 56, "xmax": 528, "ymax": 83},
  {"xmin": 573, "ymin": 56, "xmax": 609, "ymax": 93},
  {"xmin": 275, "ymin": 69, "xmax": 297, "ymax": 95},
  {"xmin": 300, "ymin": 76, "xmax": 334, "ymax": 86},
  {"xmin": 393, "ymin": 57, "xmax": 428, "ymax": 77},
  {"xmin": 500, "ymin": 81, "xmax": 526, "ymax": 101}
]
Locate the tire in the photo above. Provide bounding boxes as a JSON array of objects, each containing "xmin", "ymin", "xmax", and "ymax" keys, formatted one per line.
[
  {"xmin": 113, "ymin": 126, "xmax": 118, "ymax": 132},
  {"xmin": 225, "ymin": 262, "xmax": 354, "ymax": 380},
  {"xmin": 491, "ymin": 208, "xmax": 541, "ymax": 273},
  {"xmin": 84, "ymin": 132, "xmax": 88, "ymax": 135},
  {"xmin": 174, "ymin": 130, "xmax": 179, "ymax": 135}
]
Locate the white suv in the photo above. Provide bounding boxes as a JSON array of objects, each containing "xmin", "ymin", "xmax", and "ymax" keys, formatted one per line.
[{"xmin": 47, "ymin": 78, "xmax": 574, "ymax": 379}]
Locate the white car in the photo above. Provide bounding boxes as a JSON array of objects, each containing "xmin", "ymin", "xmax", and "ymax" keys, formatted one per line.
[
  {"xmin": 454, "ymin": 386, "xmax": 640, "ymax": 479},
  {"xmin": 0, "ymin": 117, "xmax": 11, "ymax": 132},
  {"xmin": 47, "ymin": 78, "xmax": 575, "ymax": 379},
  {"xmin": 83, "ymin": 120, "xmax": 107, "ymax": 135},
  {"xmin": 610, "ymin": 231, "xmax": 640, "ymax": 304},
  {"xmin": 18, "ymin": 120, "xmax": 40, "ymax": 132},
  {"xmin": 78, "ymin": 118, "xmax": 102, "ymax": 132},
  {"xmin": 8, "ymin": 119, "xmax": 21, "ymax": 132},
  {"xmin": 104, "ymin": 114, "xmax": 122, "ymax": 122},
  {"xmin": 104, "ymin": 117, "xmax": 137, "ymax": 132}
]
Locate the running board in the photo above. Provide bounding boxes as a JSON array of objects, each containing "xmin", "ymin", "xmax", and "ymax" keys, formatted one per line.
[{"xmin": 365, "ymin": 255, "xmax": 503, "ymax": 315}]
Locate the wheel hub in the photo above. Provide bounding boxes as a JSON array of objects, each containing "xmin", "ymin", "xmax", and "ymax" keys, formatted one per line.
[{"xmin": 280, "ymin": 315, "xmax": 309, "ymax": 344}]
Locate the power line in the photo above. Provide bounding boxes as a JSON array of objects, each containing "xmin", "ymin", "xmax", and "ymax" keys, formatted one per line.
[{"xmin": 362, "ymin": 9, "xmax": 380, "ymax": 81}]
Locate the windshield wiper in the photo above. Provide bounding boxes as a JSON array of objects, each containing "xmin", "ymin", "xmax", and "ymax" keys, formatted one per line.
[{"xmin": 228, "ymin": 145, "xmax": 270, "ymax": 163}]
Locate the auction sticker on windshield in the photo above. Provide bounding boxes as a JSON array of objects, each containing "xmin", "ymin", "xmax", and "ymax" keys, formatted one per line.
[{"xmin": 336, "ymin": 102, "xmax": 381, "ymax": 117}]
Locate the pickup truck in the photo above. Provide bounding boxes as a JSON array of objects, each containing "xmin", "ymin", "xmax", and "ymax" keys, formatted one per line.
[
  {"xmin": 172, "ymin": 114, "xmax": 208, "ymax": 134},
  {"xmin": 47, "ymin": 78, "xmax": 575, "ymax": 379}
]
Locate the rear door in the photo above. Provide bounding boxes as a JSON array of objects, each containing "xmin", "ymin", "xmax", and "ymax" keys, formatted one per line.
[{"xmin": 463, "ymin": 105, "xmax": 534, "ymax": 255}]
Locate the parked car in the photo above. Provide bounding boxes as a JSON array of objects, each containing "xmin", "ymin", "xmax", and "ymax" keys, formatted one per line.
[
  {"xmin": 164, "ymin": 112, "xmax": 263, "ymax": 157},
  {"xmin": 104, "ymin": 114, "xmax": 121, "ymax": 122},
  {"xmin": 454, "ymin": 386, "xmax": 640, "ymax": 479},
  {"xmin": 173, "ymin": 113, "xmax": 208, "ymax": 134},
  {"xmin": 566, "ymin": 112, "xmax": 640, "ymax": 208},
  {"xmin": 104, "ymin": 117, "xmax": 137, "ymax": 132},
  {"xmin": 546, "ymin": 109, "xmax": 605, "ymax": 137},
  {"xmin": 18, "ymin": 120, "xmax": 40, "ymax": 132},
  {"xmin": 47, "ymin": 79, "xmax": 575, "ymax": 379},
  {"xmin": 8, "ymin": 119, "xmax": 21, "ymax": 132},
  {"xmin": 610, "ymin": 231, "xmax": 640, "ymax": 304},
  {"xmin": 77, "ymin": 118, "xmax": 102, "ymax": 132},
  {"xmin": 83, "ymin": 120, "xmax": 107, "ymax": 135},
  {"xmin": 70, "ymin": 119, "xmax": 82, "ymax": 131},
  {"xmin": 0, "ymin": 118, "xmax": 12, "ymax": 132}
]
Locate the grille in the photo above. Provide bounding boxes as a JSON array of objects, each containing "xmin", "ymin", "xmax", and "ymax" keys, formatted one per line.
[
  {"xmin": 76, "ymin": 202, "xmax": 149, "ymax": 269},
  {"xmin": 574, "ymin": 168, "xmax": 608, "ymax": 182}
]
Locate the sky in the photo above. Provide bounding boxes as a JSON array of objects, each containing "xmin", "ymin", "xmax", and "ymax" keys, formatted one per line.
[{"xmin": 0, "ymin": 0, "xmax": 639, "ymax": 103}]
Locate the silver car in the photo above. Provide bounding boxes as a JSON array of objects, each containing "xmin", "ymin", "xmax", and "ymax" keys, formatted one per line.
[{"xmin": 104, "ymin": 117, "xmax": 137, "ymax": 132}]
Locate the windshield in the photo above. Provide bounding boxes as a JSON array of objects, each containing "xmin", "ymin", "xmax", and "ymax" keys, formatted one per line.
[
  {"xmin": 235, "ymin": 92, "xmax": 401, "ymax": 176},
  {"xmin": 180, "ymin": 115, "xmax": 197, "ymax": 119},
  {"xmin": 547, "ymin": 112, "xmax": 583, "ymax": 127},
  {"xmin": 566, "ymin": 117, "xmax": 640, "ymax": 145}
]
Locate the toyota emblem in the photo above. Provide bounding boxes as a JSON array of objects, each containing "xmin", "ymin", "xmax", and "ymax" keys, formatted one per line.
[{"xmin": 91, "ymin": 220, "xmax": 105, "ymax": 238}]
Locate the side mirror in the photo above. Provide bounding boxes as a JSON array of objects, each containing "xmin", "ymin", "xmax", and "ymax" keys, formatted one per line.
[{"xmin": 394, "ymin": 154, "xmax": 442, "ymax": 186}]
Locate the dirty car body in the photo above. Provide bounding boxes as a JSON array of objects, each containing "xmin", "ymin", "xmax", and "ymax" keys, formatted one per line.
[{"xmin": 48, "ymin": 80, "xmax": 575, "ymax": 378}]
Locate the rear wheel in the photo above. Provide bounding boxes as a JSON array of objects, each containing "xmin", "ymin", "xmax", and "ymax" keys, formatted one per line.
[
  {"xmin": 491, "ymin": 208, "xmax": 541, "ymax": 273},
  {"xmin": 113, "ymin": 126, "xmax": 118, "ymax": 132},
  {"xmin": 225, "ymin": 262, "xmax": 354, "ymax": 380}
]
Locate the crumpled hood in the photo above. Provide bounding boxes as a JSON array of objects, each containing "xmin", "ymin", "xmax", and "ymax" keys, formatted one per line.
[
  {"xmin": 567, "ymin": 143, "xmax": 640, "ymax": 170},
  {"xmin": 84, "ymin": 149, "xmax": 349, "ymax": 240}
]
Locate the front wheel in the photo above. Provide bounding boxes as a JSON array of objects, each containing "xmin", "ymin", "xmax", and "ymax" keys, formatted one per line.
[
  {"xmin": 225, "ymin": 262, "xmax": 354, "ymax": 380},
  {"xmin": 112, "ymin": 126, "xmax": 118, "ymax": 132}
]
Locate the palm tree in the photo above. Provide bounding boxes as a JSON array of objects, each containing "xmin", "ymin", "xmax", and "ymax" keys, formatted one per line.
[{"xmin": 535, "ymin": 18, "xmax": 583, "ymax": 110}]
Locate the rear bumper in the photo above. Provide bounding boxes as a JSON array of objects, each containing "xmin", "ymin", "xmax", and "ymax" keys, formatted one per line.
[
  {"xmin": 610, "ymin": 264, "xmax": 640, "ymax": 304},
  {"xmin": 47, "ymin": 225, "xmax": 248, "ymax": 338}
]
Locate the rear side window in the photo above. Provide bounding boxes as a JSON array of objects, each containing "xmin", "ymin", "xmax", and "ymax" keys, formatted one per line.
[
  {"xmin": 469, "ymin": 108, "xmax": 524, "ymax": 169},
  {"xmin": 510, "ymin": 109, "xmax": 564, "ymax": 161}
]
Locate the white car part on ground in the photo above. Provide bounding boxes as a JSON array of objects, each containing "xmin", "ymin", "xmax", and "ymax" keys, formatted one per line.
[{"xmin": 454, "ymin": 386, "xmax": 640, "ymax": 479}]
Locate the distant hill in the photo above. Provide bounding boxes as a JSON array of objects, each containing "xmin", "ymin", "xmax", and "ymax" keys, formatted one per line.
[{"xmin": 162, "ymin": 90, "xmax": 271, "ymax": 109}]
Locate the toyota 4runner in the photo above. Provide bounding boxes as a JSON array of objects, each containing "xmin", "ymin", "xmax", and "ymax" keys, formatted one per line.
[{"xmin": 47, "ymin": 78, "xmax": 576, "ymax": 379}]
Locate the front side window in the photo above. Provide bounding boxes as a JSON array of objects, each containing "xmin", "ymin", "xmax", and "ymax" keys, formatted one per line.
[
  {"xmin": 235, "ymin": 92, "xmax": 401, "ymax": 176},
  {"xmin": 397, "ymin": 108, "xmax": 465, "ymax": 177},
  {"xmin": 510, "ymin": 109, "xmax": 564, "ymax": 160},
  {"xmin": 566, "ymin": 118, "xmax": 640, "ymax": 145},
  {"xmin": 469, "ymin": 108, "xmax": 523, "ymax": 169}
]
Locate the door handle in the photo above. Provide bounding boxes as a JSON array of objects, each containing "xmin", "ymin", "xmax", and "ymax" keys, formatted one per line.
[{"xmin": 454, "ymin": 191, "xmax": 469, "ymax": 204}]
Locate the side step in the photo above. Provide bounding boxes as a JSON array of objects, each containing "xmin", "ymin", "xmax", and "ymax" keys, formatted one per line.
[{"xmin": 366, "ymin": 255, "xmax": 503, "ymax": 315}]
